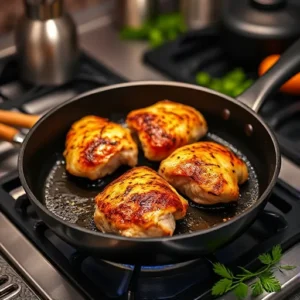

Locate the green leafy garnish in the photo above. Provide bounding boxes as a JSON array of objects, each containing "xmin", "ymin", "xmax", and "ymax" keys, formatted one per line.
[
  {"xmin": 211, "ymin": 245, "xmax": 296, "ymax": 299},
  {"xmin": 258, "ymin": 253, "xmax": 273, "ymax": 265},
  {"xmin": 120, "ymin": 13, "xmax": 186, "ymax": 48},
  {"xmin": 234, "ymin": 283, "xmax": 248, "ymax": 300},
  {"xmin": 251, "ymin": 280, "xmax": 264, "ymax": 297},
  {"xmin": 272, "ymin": 245, "xmax": 282, "ymax": 263},
  {"xmin": 213, "ymin": 262, "xmax": 234, "ymax": 279},
  {"xmin": 212, "ymin": 278, "xmax": 232, "ymax": 295},
  {"xmin": 195, "ymin": 68, "xmax": 254, "ymax": 97}
]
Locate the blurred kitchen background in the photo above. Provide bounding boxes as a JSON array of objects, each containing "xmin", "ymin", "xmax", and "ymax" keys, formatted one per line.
[{"xmin": 0, "ymin": 0, "xmax": 101, "ymax": 34}]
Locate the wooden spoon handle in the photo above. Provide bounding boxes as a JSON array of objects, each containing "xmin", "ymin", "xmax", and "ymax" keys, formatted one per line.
[
  {"xmin": 0, "ymin": 110, "xmax": 39, "ymax": 128},
  {"xmin": 0, "ymin": 123, "xmax": 19, "ymax": 142}
]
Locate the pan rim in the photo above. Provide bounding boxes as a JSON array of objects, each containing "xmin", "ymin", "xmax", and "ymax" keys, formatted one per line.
[{"xmin": 18, "ymin": 81, "xmax": 281, "ymax": 243}]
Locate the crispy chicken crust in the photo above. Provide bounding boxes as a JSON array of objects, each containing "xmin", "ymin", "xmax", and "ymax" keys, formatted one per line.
[
  {"xmin": 94, "ymin": 166, "xmax": 188, "ymax": 237},
  {"xmin": 159, "ymin": 141, "xmax": 249, "ymax": 205},
  {"xmin": 63, "ymin": 115, "xmax": 138, "ymax": 180},
  {"xmin": 126, "ymin": 100, "xmax": 208, "ymax": 161}
]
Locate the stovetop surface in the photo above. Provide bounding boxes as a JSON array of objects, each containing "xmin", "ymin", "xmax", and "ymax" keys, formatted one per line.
[
  {"xmin": 0, "ymin": 6, "xmax": 300, "ymax": 300},
  {"xmin": 1, "ymin": 171, "xmax": 300, "ymax": 300},
  {"xmin": 0, "ymin": 50, "xmax": 299, "ymax": 300}
]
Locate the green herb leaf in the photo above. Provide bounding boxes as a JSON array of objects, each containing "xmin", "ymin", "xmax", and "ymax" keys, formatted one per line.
[
  {"xmin": 279, "ymin": 265, "xmax": 297, "ymax": 271},
  {"xmin": 233, "ymin": 283, "xmax": 248, "ymax": 300},
  {"xmin": 251, "ymin": 280, "xmax": 264, "ymax": 297},
  {"xmin": 272, "ymin": 245, "xmax": 282, "ymax": 263},
  {"xmin": 212, "ymin": 278, "xmax": 233, "ymax": 296},
  {"xmin": 258, "ymin": 253, "xmax": 273, "ymax": 265},
  {"xmin": 260, "ymin": 274, "xmax": 281, "ymax": 293},
  {"xmin": 213, "ymin": 262, "xmax": 234, "ymax": 279},
  {"xmin": 210, "ymin": 245, "xmax": 296, "ymax": 300}
]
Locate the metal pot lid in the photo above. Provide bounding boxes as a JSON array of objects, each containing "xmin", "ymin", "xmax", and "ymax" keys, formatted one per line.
[{"xmin": 221, "ymin": 0, "xmax": 300, "ymax": 39}]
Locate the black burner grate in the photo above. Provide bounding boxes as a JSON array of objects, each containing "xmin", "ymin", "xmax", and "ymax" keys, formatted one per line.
[
  {"xmin": 0, "ymin": 52, "xmax": 125, "ymax": 112},
  {"xmin": 144, "ymin": 25, "xmax": 300, "ymax": 167},
  {"xmin": 1, "ymin": 172, "xmax": 300, "ymax": 300}
]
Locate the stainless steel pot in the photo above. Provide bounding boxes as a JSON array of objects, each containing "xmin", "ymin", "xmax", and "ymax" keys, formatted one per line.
[
  {"xmin": 15, "ymin": 0, "xmax": 79, "ymax": 86},
  {"xmin": 180, "ymin": 0, "xmax": 222, "ymax": 30}
]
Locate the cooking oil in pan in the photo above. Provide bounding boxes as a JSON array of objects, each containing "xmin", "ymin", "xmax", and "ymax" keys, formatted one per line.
[{"xmin": 44, "ymin": 132, "xmax": 259, "ymax": 235}]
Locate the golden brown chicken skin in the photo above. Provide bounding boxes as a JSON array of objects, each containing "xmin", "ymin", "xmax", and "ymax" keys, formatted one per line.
[
  {"xmin": 63, "ymin": 115, "xmax": 138, "ymax": 181},
  {"xmin": 126, "ymin": 100, "xmax": 208, "ymax": 161},
  {"xmin": 94, "ymin": 166, "xmax": 188, "ymax": 238},
  {"xmin": 159, "ymin": 141, "xmax": 249, "ymax": 205}
]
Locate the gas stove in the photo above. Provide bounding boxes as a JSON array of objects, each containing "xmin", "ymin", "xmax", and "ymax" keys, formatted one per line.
[{"xmin": 0, "ymin": 2, "xmax": 300, "ymax": 300}]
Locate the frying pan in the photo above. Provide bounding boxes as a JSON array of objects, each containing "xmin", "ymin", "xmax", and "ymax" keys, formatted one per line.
[{"xmin": 1, "ymin": 38, "xmax": 300, "ymax": 266}]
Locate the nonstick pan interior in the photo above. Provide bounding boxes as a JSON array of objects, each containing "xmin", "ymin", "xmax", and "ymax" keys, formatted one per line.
[
  {"xmin": 42, "ymin": 113, "xmax": 259, "ymax": 236},
  {"xmin": 21, "ymin": 82, "xmax": 278, "ymax": 253}
]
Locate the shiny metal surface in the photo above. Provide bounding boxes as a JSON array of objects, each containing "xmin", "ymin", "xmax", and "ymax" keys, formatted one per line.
[
  {"xmin": 12, "ymin": 132, "xmax": 25, "ymax": 145},
  {"xmin": 180, "ymin": 0, "xmax": 222, "ymax": 29},
  {"xmin": 279, "ymin": 157, "xmax": 300, "ymax": 193},
  {"xmin": 25, "ymin": 0, "xmax": 64, "ymax": 20},
  {"xmin": 15, "ymin": 0, "xmax": 79, "ymax": 85},
  {"xmin": 0, "ymin": 212, "xmax": 85, "ymax": 300},
  {"xmin": 0, "ymin": 254, "xmax": 40, "ymax": 299},
  {"xmin": 113, "ymin": 0, "xmax": 154, "ymax": 28},
  {"xmin": 79, "ymin": 15, "xmax": 168, "ymax": 81}
]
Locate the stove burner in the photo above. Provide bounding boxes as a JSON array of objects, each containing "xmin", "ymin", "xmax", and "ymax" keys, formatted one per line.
[{"xmin": 104, "ymin": 259, "xmax": 200, "ymax": 272}]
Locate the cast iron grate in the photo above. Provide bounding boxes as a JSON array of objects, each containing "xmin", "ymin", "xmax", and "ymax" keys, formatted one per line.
[{"xmin": 0, "ymin": 52, "xmax": 125, "ymax": 112}]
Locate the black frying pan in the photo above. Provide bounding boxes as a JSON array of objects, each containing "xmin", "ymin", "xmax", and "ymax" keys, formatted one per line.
[{"xmin": 1, "ymin": 38, "xmax": 300, "ymax": 266}]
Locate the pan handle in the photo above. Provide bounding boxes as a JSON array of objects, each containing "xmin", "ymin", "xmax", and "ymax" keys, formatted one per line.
[
  {"xmin": 237, "ymin": 37, "xmax": 300, "ymax": 112},
  {"xmin": 0, "ymin": 123, "xmax": 24, "ymax": 144}
]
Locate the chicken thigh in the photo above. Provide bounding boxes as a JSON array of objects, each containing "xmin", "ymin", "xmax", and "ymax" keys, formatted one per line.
[
  {"xmin": 126, "ymin": 100, "xmax": 208, "ymax": 161},
  {"xmin": 94, "ymin": 166, "xmax": 188, "ymax": 238},
  {"xmin": 63, "ymin": 115, "xmax": 138, "ymax": 180},
  {"xmin": 159, "ymin": 141, "xmax": 249, "ymax": 205}
]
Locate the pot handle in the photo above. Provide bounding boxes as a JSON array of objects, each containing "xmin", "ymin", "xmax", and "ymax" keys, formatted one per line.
[{"xmin": 237, "ymin": 37, "xmax": 300, "ymax": 112}]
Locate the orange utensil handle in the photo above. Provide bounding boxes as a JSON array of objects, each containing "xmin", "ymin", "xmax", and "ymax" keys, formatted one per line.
[
  {"xmin": 0, "ymin": 123, "xmax": 20, "ymax": 142},
  {"xmin": 0, "ymin": 110, "xmax": 39, "ymax": 128}
]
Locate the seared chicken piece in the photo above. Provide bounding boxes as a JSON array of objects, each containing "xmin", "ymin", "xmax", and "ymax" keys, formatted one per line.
[
  {"xmin": 126, "ymin": 100, "xmax": 208, "ymax": 161},
  {"xmin": 63, "ymin": 115, "xmax": 138, "ymax": 180},
  {"xmin": 94, "ymin": 166, "xmax": 188, "ymax": 238},
  {"xmin": 159, "ymin": 141, "xmax": 248, "ymax": 205}
]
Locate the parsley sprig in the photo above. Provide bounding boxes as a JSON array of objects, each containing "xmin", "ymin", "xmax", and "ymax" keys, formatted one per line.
[{"xmin": 211, "ymin": 245, "xmax": 296, "ymax": 299}]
